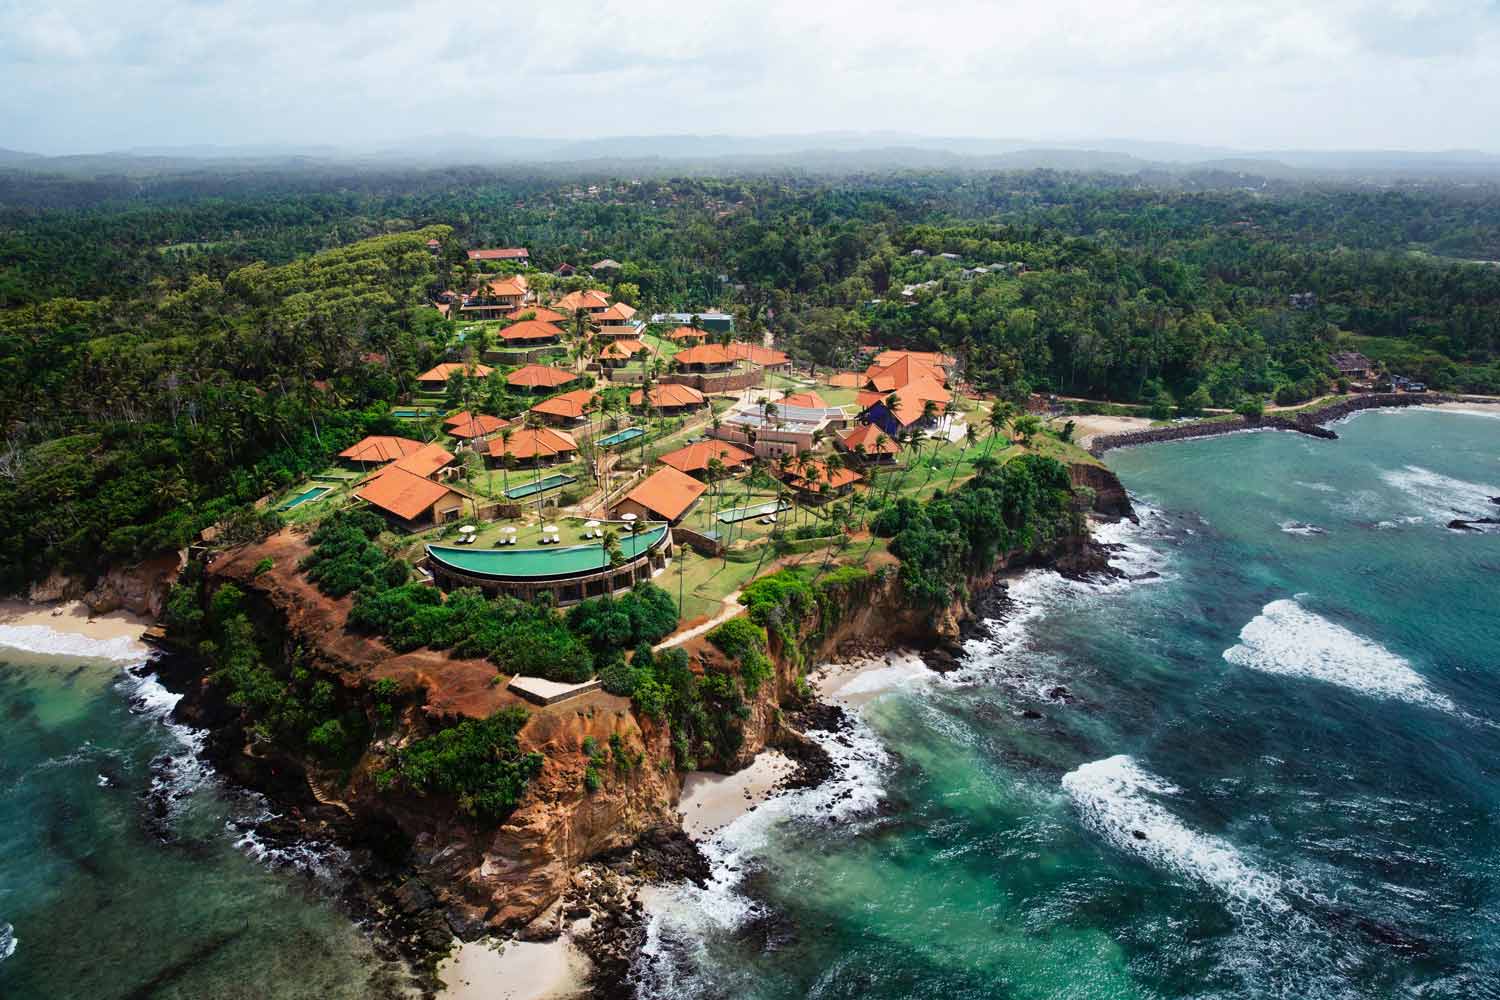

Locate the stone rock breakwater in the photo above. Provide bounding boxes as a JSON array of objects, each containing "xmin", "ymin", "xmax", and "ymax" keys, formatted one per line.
[{"xmin": 1089, "ymin": 393, "xmax": 1463, "ymax": 455}]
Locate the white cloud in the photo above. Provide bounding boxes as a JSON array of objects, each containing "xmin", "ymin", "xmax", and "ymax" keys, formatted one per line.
[{"xmin": 1, "ymin": 0, "xmax": 1496, "ymax": 153}]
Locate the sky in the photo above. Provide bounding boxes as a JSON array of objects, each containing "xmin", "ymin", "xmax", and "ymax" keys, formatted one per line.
[{"xmin": 3, "ymin": 0, "xmax": 1499, "ymax": 156}]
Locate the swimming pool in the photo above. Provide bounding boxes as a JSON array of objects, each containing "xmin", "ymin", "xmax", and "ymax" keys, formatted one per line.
[
  {"xmin": 716, "ymin": 499, "xmax": 791, "ymax": 523},
  {"xmin": 596, "ymin": 426, "xmax": 645, "ymax": 447},
  {"xmin": 504, "ymin": 473, "xmax": 579, "ymax": 500},
  {"xmin": 391, "ymin": 407, "xmax": 436, "ymax": 418},
  {"xmin": 280, "ymin": 485, "xmax": 333, "ymax": 510}
]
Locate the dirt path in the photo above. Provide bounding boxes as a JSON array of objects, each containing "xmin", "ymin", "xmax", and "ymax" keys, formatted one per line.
[{"xmin": 655, "ymin": 589, "xmax": 743, "ymax": 650}]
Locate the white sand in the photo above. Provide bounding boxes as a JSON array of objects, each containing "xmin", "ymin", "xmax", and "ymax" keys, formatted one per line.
[
  {"xmin": 810, "ymin": 650, "xmax": 933, "ymax": 707},
  {"xmin": 0, "ymin": 599, "xmax": 151, "ymax": 660},
  {"xmin": 437, "ymin": 936, "xmax": 591, "ymax": 1000},
  {"xmin": 1434, "ymin": 401, "xmax": 1500, "ymax": 417},
  {"xmin": 678, "ymin": 749, "xmax": 797, "ymax": 838},
  {"xmin": 1060, "ymin": 414, "xmax": 1155, "ymax": 448}
]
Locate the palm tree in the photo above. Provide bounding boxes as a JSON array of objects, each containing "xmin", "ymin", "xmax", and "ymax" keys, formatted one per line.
[
  {"xmin": 982, "ymin": 400, "xmax": 1016, "ymax": 459},
  {"xmin": 497, "ymin": 427, "xmax": 515, "ymax": 496},
  {"xmin": 918, "ymin": 400, "xmax": 941, "ymax": 486},
  {"xmin": 602, "ymin": 527, "xmax": 624, "ymax": 567},
  {"xmin": 947, "ymin": 423, "xmax": 978, "ymax": 492}
]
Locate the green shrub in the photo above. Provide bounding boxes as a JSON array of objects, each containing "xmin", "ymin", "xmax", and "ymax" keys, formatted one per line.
[{"xmin": 396, "ymin": 707, "xmax": 542, "ymax": 823}]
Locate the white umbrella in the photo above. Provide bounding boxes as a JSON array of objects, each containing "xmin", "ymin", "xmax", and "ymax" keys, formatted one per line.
[
  {"xmin": 502, "ymin": 525, "xmax": 517, "ymax": 534},
  {"xmin": 621, "ymin": 513, "xmax": 638, "ymax": 522},
  {"xmin": 459, "ymin": 525, "xmax": 476, "ymax": 534},
  {"xmin": 585, "ymin": 520, "xmax": 601, "ymax": 528},
  {"xmin": 543, "ymin": 524, "xmax": 558, "ymax": 533}
]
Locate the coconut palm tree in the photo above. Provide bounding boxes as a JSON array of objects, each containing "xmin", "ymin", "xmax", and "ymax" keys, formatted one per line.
[
  {"xmin": 982, "ymin": 400, "xmax": 1016, "ymax": 459},
  {"xmin": 496, "ymin": 427, "xmax": 515, "ymax": 496},
  {"xmin": 947, "ymin": 422, "xmax": 978, "ymax": 492}
]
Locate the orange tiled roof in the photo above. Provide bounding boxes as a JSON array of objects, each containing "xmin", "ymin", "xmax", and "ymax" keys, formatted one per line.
[
  {"xmin": 467, "ymin": 248, "xmax": 528, "ymax": 260},
  {"xmin": 500, "ymin": 320, "xmax": 563, "ymax": 343},
  {"xmin": 599, "ymin": 338, "xmax": 648, "ymax": 360},
  {"xmin": 357, "ymin": 466, "xmax": 460, "ymax": 521},
  {"xmin": 780, "ymin": 391, "xmax": 827, "ymax": 409},
  {"xmin": 488, "ymin": 427, "xmax": 578, "ymax": 461},
  {"xmin": 485, "ymin": 275, "xmax": 528, "ymax": 298},
  {"xmin": 828, "ymin": 372, "xmax": 863, "ymax": 388},
  {"xmin": 339, "ymin": 435, "xmax": 427, "ymax": 464},
  {"xmin": 629, "ymin": 384, "xmax": 705, "ymax": 409},
  {"xmin": 507, "ymin": 364, "xmax": 575, "ymax": 390},
  {"xmin": 872, "ymin": 349, "xmax": 954, "ymax": 368},
  {"xmin": 505, "ymin": 305, "xmax": 566, "ymax": 323},
  {"xmin": 666, "ymin": 325, "xmax": 707, "ymax": 342},
  {"xmin": 725, "ymin": 342, "xmax": 788, "ymax": 366},
  {"xmin": 785, "ymin": 459, "xmax": 863, "ymax": 493},
  {"xmin": 595, "ymin": 302, "xmax": 637, "ymax": 322},
  {"xmin": 389, "ymin": 442, "xmax": 455, "ymax": 477},
  {"xmin": 621, "ymin": 466, "xmax": 707, "ymax": 522},
  {"xmin": 658, "ymin": 441, "xmax": 754, "ymax": 475},
  {"xmin": 528, "ymin": 389, "xmax": 597, "ymax": 421},
  {"xmin": 673, "ymin": 344, "xmax": 733, "ymax": 367},
  {"xmin": 838, "ymin": 423, "xmax": 901, "ymax": 456},
  {"xmin": 419, "ymin": 362, "xmax": 494, "ymax": 382},
  {"xmin": 554, "ymin": 289, "xmax": 611, "ymax": 312},
  {"xmin": 448, "ymin": 413, "xmax": 510, "ymax": 439}
]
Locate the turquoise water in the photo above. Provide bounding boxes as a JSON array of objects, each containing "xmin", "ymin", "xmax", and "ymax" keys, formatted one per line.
[
  {"xmin": 598, "ymin": 427, "xmax": 646, "ymax": 447},
  {"xmin": 280, "ymin": 485, "xmax": 332, "ymax": 510},
  {"xmin": 504, "ymin": 472, "xmax": 577, "ymax": 499},
  {"xmin": 638, "ymin": 409, "xmax": 1500, "ymax": 999},
  {"xmin": 0, "ymin": 642, "xmax": 413, "ymax": 999}
]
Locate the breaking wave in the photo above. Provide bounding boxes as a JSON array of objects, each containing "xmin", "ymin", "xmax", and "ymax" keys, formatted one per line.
[
  {"xmin": 1380, "ymin": 465, "xmax": 1500, "ymax": 522},
  {"xmin": 1279, "ymin": 521, "xmax": 1327, "ymax": 536},
  {"xmin": 0, "ymin": 623, "xmax": 147, "ymax": 663},
  {"xmin": 1062, "ymin": 755, "xmax": 1285, "ymax": 913},
  {"xmin": 0, "ymin": 922, "xmax": 15, "ymax": 963},
  {"xmin": 1223, "ymin": 599, "xmax": 1456, "ymax": 713}
]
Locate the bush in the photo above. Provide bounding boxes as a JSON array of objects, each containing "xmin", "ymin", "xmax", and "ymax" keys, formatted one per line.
[{"xmin": 396, "ymin": 707, "xmax": 542, "ymax": 823}]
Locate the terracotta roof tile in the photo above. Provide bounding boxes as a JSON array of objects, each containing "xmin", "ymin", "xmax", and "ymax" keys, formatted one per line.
[
  {"xmin": 528, "ymin": 389, "xmax": 597, "ymax": 421},
  {"xmin": 507, "ymin": 364, "xmax": 576, "ymax": 390},
  {"xmin": 725, "ymin": 342, "xmax": 788, "ymax": 366},
  {"xmin": 339, "ymin": 435, "xmax": 427, "ymax": 464},
  {"xmin": 499, "ymin": 320, "xmax": 563, "ymax": 343},
  {"xmin": 780, "ymin": 391, "xmax": 827, "ymax": 409},
  {"xmin": 620, "ymin": 467, "xmax": 707, "ymax": 522},
  {"xmin": 658, "ymin": 441, "xmax": 753, "ymax": 475},
  {"xmin": 357, "ymin": 466, "xmax": 460, "ymax": 521},
  {"xmin": 505, "ymin": 306, "xmax": 566, "ymax": 323},
  {"xmin": 488, "ymin": 427, "xmax": 578, "ymax": 461},
  {"xmin": 628, "ymin": 384, "xmax": 705, "ymax": 408},
  {"xmin": 837, "ymin": 423, "xmax": 901, "ymax": 455},
  {"xmin": 673, "ymin": 344, "xmax": 733, "ymax": 366},
  {"xmin": 419, "ymin": 362, "xmax": 494, "ymax": 382},
  {"xmin": 448, "ymin": 414, "xmax": 510, "ymax": 438}
]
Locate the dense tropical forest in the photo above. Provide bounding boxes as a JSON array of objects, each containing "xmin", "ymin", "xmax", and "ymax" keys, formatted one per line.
[{"xmin": 2, "ymin": 164, "xmax": 1497, "ymax": 591}]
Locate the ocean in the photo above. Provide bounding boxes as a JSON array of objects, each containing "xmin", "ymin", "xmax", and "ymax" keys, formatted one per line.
[
  {"xmin": 635, "ymin": 408, "xmax": 1500, "ymax": 1000},
  {"xmin": 0, "ymin": 636, "xmax": 412, "ymax": 998}
]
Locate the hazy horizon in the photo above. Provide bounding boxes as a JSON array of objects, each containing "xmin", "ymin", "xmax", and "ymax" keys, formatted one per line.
[{"xmin": 4, "ymin": 1, "xmax": 1498, "ymax": 157}]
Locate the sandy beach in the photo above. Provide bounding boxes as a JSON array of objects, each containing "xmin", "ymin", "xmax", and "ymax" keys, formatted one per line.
[
  {"xmin": 437, "ymin": 935, "xmax": 591, "ymax": 1000},
  {"xmin": 678, "ymin": 749, "xmax": 798, "ymax": 839},
  {"xmin": 0, "ymin": 599, "xmax": 151, "ymax": 660},
  {"xmin": 810, "ymin": 650, "xmax": 933, "ymax": 706},
  {"xmin": 1434, "ymin": 400, "xmax": 1500, "ymax": 418},
  {"xmin": 1059, "ymin": 414, "xmax": 1155, "ymax": 448}
]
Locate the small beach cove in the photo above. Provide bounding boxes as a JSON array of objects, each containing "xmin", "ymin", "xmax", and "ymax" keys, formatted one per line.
[{"xmin": 625, "ymin": 407, "xmax": 1500, "ymax": 1000}]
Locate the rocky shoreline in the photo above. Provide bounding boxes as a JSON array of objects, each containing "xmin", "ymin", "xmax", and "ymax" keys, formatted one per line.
[{"xmin": 1088, "ymin": 392, "xmax": 1473, "ymax": 455}]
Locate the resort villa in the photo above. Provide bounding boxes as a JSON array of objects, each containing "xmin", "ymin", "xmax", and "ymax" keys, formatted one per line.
[
  {"xmin": 630, "ymin": 383, "xmax": 706, "ymax": 415},
  {"xmin": 665, "ymin": 326, "xmax": 709, "ymax": 346},
  {"xmin": 446, "ymin": 413, "xmax": 510, "ymax": 442},
  {"xmin": 854, "ymin": 351, "xmax": 953, "ymax": 438},
  {"xmin": 657, "ymin": 440, "xmax": 754, "ymax": 479},
  {"xmin": 467, "ymin": 247, "xmax": 529, "ymax": 264},
  {"xmin": 553, "ymin": 289, "xmax": 612, "ymax": 316},
  {"xmin": 498, "ymin": 320, "xmax": 563, "ymax": 346},
  {"xmin": 671, "ymin": 344, "xmax": 734, "ymax": 372},
  {"xmin": 505, "ymin": 306, "xmax": 567, "ymax": 324},
  {"xmin": 781, "ymin": 459, "xmax": 863, "ymax": 499},
  {"xmin": 726, "ymin": 343, "xmax": 789, "ymax": 369},
  {"xmin": 459, "ymin": 275, "xmax": 530, "ymax": 315},
  {"xmin": 338, "ymin": 435, "xmax": 428, "ymax": 468},
  {"xmin": 488, "ymin": 427, "xmax": 579, "ymax": 467},
  {"xmin": 357, "ymin": 467, "xmax": 474, "ymax": 530},
  {"xmin": 836, "ymin": 422, "xmax": 901, "ymax": 463},
  {"xmin": 598, "ymin": 339, "xmax": 650, "ymax": 368},
  {"xmin": 528, "ymin": 389, "xmax": 597, "ymax": 427},
  {"xmin": 711, "ymin": 396, "xmax": 845, "ymax": 459},
  {"xmin": 418, "ymin": 362, "xmax": 494, "ymax": 391},
  {"xmin": 613, "ymin": 466, "xmax": 708, "ymax": 525},
  {"xmin": 1330, "ymin": 351, "xmax": 1376, "ymax": 381},
  {"xmin": 507, "ymin": 364, "xmax": 577, "ymax": 394}
]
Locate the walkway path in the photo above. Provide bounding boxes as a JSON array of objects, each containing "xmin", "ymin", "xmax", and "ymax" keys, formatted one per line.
[{"xmin": 655, "ymin": 589, "xmax": 743, "ymax": 650}]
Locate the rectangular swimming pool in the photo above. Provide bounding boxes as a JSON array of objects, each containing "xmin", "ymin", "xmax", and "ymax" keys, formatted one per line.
[
  {"xmin": 391, "ymin": 407, "xmax": 437, "ymax": 418},
  {"xmin": 504, "ymin": 473, "xmax": 578, "ymax": 500},
  {"xmin": 280, "ymin": 485, "xmax": 333, "ymax": 510},
  {"xmin": 717, "ymin": 499, "xmax": 791, "ymax": 523},
  {"xmin": 596, "ymin": 426, "xmax": 645, "ymax": 448}
]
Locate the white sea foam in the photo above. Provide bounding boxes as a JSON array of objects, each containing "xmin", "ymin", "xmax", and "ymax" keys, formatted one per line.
[
  {"xmin": 1062, "ymin": 755, "xmax": 1285, "ymax": 912},
  {"xmin": 0, "ymin": 922, "xmax": 15, "ymax": 962},
  {"xmin": 1294, "ymin": 481, "xmax": 1338, "ymax": 493},
  {"xmin": 1278, "ymin": 521, "xmax": 1327, "ymax": 536},
  {"xmin": 1380, "ymin": 465, "xmax": 1500, "ymax": 521},
  {"xmin": 1223, "ymin": 599, "xmax": 1455, "ymax": 713},
  {"xmin": 0, "ymin": 623, "xmax": 147, "ymax": 663},
  {"xmin": 635, "ymin": 695, "xmax": 893, "ymax": 996}
]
